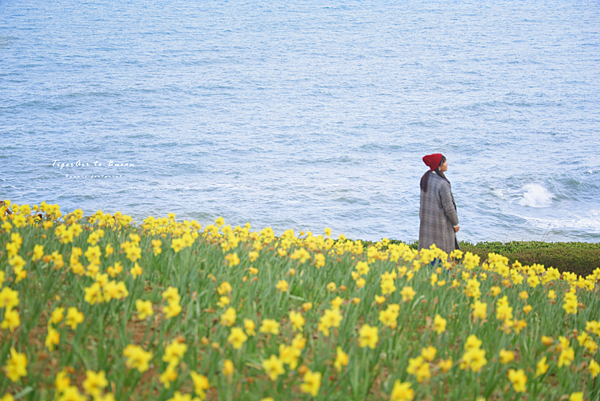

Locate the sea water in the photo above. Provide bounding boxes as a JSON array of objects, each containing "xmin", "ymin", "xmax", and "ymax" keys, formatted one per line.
[{"xmin": 1, "ymin": 0, "xmax": 599, "ymax": 243}]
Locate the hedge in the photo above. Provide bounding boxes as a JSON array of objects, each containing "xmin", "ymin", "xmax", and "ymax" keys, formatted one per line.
[{"xmin": 352, "ymin": 239, "xmax": 600, "ymax": 277}]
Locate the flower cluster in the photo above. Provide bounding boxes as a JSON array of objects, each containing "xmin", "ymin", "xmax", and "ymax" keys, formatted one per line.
[{"xmin": 0, "ymin": 199, "xmax": 598, "ymax": 401}]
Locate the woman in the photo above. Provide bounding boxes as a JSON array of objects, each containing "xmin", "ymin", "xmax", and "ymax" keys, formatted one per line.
[{"xmin": 418, "ymin": 153, "xmax": 460, "ymax": 254}]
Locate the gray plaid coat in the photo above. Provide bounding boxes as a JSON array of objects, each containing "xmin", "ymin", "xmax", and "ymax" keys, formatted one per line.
[{"xmin": 418, "ymin": 172, "xmax": 460, "ymax": 254}]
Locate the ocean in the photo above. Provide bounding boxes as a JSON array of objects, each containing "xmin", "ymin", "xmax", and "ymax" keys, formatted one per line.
[{"xmin": 1, "ymin": 0, "xmax": 599, "ymax": 243}]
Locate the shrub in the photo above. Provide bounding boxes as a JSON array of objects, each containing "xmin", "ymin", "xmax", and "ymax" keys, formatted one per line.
[
  {"xmin": 358, "ymin": 239, "xmax": 600, "ymax": 276},
  {"xmin": 458, "ymin": 241, "xmax": 600, "ymax": 277}
]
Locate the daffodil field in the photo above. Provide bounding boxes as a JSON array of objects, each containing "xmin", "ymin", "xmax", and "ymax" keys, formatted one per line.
[{"xmin": 1, "ymin": 201, "xmax": 599, "ymax": 401}]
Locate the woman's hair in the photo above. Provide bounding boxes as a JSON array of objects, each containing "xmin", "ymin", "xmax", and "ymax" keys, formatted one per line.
[{"xmin": 420, "ymin": 155, "xmax": 448, "ymax": 192}]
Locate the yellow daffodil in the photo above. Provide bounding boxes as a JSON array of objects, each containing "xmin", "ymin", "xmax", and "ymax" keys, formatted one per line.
[
  {"xmin": 279, "ymin": 344, "xmax": 301, "ymax": 370},
  {"xmin": 375, "ymin": 295, "xmax": 386, "ymax": 304},
  {"xmin": 589, "ymin": 360, "xmax": 600, "ymax": 378},
  {"xmin": 220, "ymin": 308, "xmax": 237, "ymax": 327},
  {"xmin": 379, "ymin": 307, "xmax": 399, "ymax": 329},
  {"xmin": 535, "ymin": 356, "xmax": 549, "ymax": 377},
  {"xmin": 244, "ymin": 319, "xmax": 256, "ymax": 336},
  {"xmin": 128, "ymin": 262, "xmax": 142, "ymax": 278},
  {"xmin": 123, "ymin": 344, "xmax": 153, "ymax": 373},
  {"xmin": 315, "ymin": 253, "xmax": 326, "ymax": 268},
  {"xmin": 163, "ymin": 302, "xmax": 182, "ymax": 319},
  {"xmin": 4, "ymin": 348, "xmax": 27, "ymax": 382},
  {"xmin": 421, "ymin": 346, "xmax": 437, "ymax": 362},
  {"xmin": 438, "ymin": 358, "xmax": 453, "ymax": 372},
  {"xmin": 45, "ymin": 328, "xmax": 60, "ymax": 351},
  {"xmin": 82, "ymin": 370, "xmax": 108, "ymax": 398},
  {"xmin": 541, "ymin": 336, "xmax": 554, "ymax": 346},
  {"xmin": 390, "ymin": 380, "xmax": 414, "ymax": 401},
  {"xmin": 84, "ymin": 282, "xmax": 103, "ymax": 305},
  {"xmin": 217, "ymin": 296, "xmax": 230, "ymax": 308},
  {"xmin": 433, "ymin": 314, "xmax": 447, "ymax": 334},
  {"xmin": 569, "ymin": 393, "xmax": 583, "ymax": 401},
  {"xmin": 227, "ymin": 327, "xmax": 248, "ymax": 349},
  {"xmin": 262, "ymin": 355, "xmax": 285, "ymax": 381},
  {"xmin": 558, "ymin": 346, "xmax": 575, "ymax": 367},
  {"xmin": 358, "ymin": 324, "xmax": 379, "ymax": 349},
  {"xmin": 460, "ymin": 336, "xmax": 487, "ymax": 373},
  {"xmin": 318, "ymin": 309, "xmax": 343, "ymax": 337},
  {"xmin": 57, "ymin": 386, "xmax": 86, "ymax": 401},
  {"xmin": 275, "ymin": 280, "xmax": 289, "ymax": 292},
  {"xmin": 356, "ymin": 261, "xmax": 370, "ymax": 275},
  {"xmin": 163, "ymin": 339, "xmax": 188, "ymax": 365},
  {"xmin": 563, "ymin": 291, "xmax": 578, "ymax": 315},
  {"xmin": 334, "ymin": 347, "xmax": 349, "ymax": 372},
  {"xmin": 499, "ymin": 349, "xmax": 515, "ymax": 364},
  {"xmin": 400, "ymin": 286, "xmax": 416, "ymax": 302},
  {"xmin": 292, "ymin": 334, "xmax": 306, "ymax": 350},
  {"xmin": 405, "ymin": 356, "xmax": 431, "ymax": 383},
  {"xmin": 165, "ymin": 391, "xmax": 194, "ymax": 401},
  {"xmin": 1, "ymin": 308, "xmax": 20, "ymax": 332},
  {"xmin": 260, "ymin": 319, "xmax": 280, "ymax": 335},
  {"xmin": 55, "ymin": 369, "xmax": 71, "ymax": 392},
  {"xmin": 32, "ymin": 244, "xmax": 44, "ymax": 261},
  {"xmin": 107, "ymin": 262, "xmax": 123, "ymax": 277},
  {"xmin": 0, "ymin": 287, "xmax": 19, "ymax": 309},
  {"xmin": 330, "ymin": 296, "xmax": 344, "ymax": 310},
  {"xmin": 136, "ymin": 300, "xmax": 154, "ymax": 320},
  {"xmin": 289, "ymin": 311, "xmax": 305, "ymax": 331},
  {"xmin": 217, "ymin": 282, "xmax": 232, "ymax": 295},
  {"xmin": 300, "ymin": 369, "xmax": 321, "ymax": 397},
  {"xmin": 190, "ymin": 371, "xmax": 210, "ymax": 399},
  {"xmin": 159, "ymin": 364, "xmax": 178, "ymax": 389},
  {"xmin": 65, "ymin": 307, "xmax": 84, "ymax": 330},
  {"xmin": 507, "ymin": 369, "xmax": 527, "ymax": 393}
]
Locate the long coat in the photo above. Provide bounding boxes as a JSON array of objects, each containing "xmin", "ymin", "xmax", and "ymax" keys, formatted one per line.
[{"xmin": 418, "ymin": 172, "xmax": 459, "ymax": 254}]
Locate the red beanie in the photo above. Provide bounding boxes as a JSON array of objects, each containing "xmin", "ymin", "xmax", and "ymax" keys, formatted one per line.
[{"xmin": 423, "ymin": 153, "xmax": 443, "ymax": 171}]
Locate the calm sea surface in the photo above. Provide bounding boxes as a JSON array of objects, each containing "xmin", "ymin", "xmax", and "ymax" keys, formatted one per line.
[{"xmin": 1, "ymin": 0, "xmax": 599, "ymax": 243}]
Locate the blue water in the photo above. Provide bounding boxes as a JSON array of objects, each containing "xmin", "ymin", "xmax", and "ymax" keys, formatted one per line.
[{"xmin": 2, "ymin": 0, "xmax": 600, "ymax": 243}]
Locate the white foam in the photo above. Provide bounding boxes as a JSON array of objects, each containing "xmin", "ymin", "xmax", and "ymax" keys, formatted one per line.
[
  {"xmin": 519, "ymin": 210, "xmax": 600, "ymax": 233},
  {"xmin": 518, "ymin": 184, "xmax": 553, "ymax": 208},
  {"xmin": 492, "ymin": 188, "xmax": 505, "ymax": 199}
]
